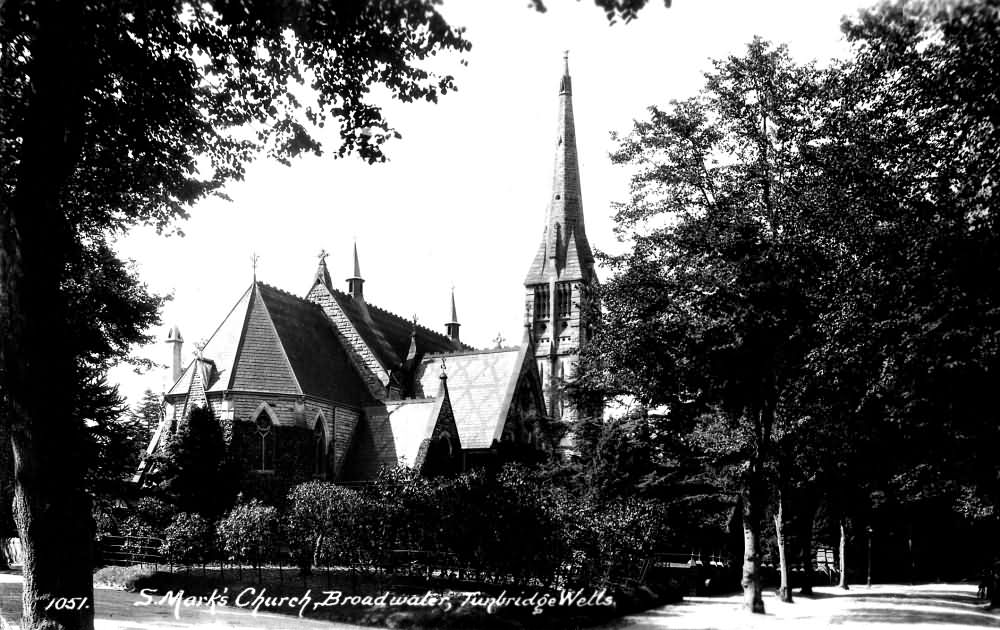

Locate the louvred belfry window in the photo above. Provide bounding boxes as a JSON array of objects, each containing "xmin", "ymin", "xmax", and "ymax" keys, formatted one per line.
[
  {"xmin": 534, "ymin": 285, "xmax": 550, "ymax": 319},
  {"xmin": 556, "ymin": 283, "xmax": 572, "ymax": 317}
]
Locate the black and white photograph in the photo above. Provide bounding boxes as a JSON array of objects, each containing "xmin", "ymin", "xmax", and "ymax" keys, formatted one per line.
[{"xmin": 3, "ymin": 0, "xmax": 1000, "ymax": 628}]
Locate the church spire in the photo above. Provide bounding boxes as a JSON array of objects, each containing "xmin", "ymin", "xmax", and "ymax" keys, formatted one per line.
[
  {"xmin": 346, "ymin": 241, "xmax": 364, "ymax": 300},
  {"xmin": 525, "ymin": 51, "xmax": 594, "ymax": 285}
]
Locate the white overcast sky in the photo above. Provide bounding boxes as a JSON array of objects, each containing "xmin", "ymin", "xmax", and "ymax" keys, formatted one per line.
[{"xmin": 110, "ymin": 0, "xmax": 878, "ymax": 404}]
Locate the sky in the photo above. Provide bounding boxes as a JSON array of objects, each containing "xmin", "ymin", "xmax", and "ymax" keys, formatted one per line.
[{"xmin": 110, "ymin": 0, "xmax": 880, "ymax": 404}]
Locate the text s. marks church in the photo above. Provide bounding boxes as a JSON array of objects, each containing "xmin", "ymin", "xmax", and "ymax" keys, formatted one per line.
[{"xmin": 137, "ymin": 55, "xmax": 598, "ymax": 495}]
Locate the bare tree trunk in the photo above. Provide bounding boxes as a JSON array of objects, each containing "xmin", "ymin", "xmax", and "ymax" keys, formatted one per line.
[
  {"xmin": 1, "ymin": 3, "xmax": 96, "ymax": 629},
  {"xmin": 838, "ymin": 519, "xmax": 849, "ymax": 590},
  {"xmin": 799, "ymin": 497, "xmax": 816, "ymax": 596},
  {"xmin": 741, "ymin": 477, "xmax": 766, "ymax": 614},
  {"xmin": 774, "ymin": 489, "xmax": 793, "ymax": 603}
]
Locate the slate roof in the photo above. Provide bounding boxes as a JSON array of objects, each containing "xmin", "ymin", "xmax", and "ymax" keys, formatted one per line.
[
  {"xmin": 325, "ymin": 288, "xmax": 472, "ymax": 371},
  {"xmin": 167, "ymin": 283, "xmax": 370, "ymax": 407},
  {"xmin": 415, "ymin": 346, "xmax": 529, "ymax": 449},
  {"xmin": 256, "ymin": 284, "xmax": 370, "ymax": 407}
]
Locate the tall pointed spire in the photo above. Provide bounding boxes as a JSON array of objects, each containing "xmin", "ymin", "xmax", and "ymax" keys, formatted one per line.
[
  {"xmin": 525, "ymin": 51, "xmax": 595, "ymax": 285},
  {"xmin": 523, "ymin": 53, "xmax": 601, "ymax": 430},
  {"xmin": 346, "ymin": 241, "xmax": 364, "ymax": 300},
  {"xmin": 446, "ymin": 286, "xmax": 461, "ymax": 343}
]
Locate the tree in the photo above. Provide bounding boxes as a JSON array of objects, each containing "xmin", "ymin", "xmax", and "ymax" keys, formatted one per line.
[
  {"xmin": 130, "ymin": 390, "xmax": 162, "ymax": 437},
  {"xmin": 151, "ymin": 405, "xmax": 232, "ymax": 517},
  {"xmin": 804, "ymin": 0, "xmax": 1000, "ymax": 589},
  {"xmin": 584, "ymin": 39, "xmax": 831, "ymax": 613}
]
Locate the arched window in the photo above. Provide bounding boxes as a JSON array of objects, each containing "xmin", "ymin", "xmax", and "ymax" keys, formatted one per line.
[
  {"xmin": 252, "ymin": 405, "xmax": 276, "ymax": 472},
  {"xmin": 438, "ymin": 431, "xmax": 454, "ymax": 458},
  {"xmin": 313, "ymin": 418, "xmax": 328, "ymax": 478}
]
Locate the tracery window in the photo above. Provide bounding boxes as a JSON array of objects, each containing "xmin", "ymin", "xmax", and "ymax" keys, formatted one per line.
[{"xmin": 254, "ymin": 408, "xmax": 276, "ymax": 472}]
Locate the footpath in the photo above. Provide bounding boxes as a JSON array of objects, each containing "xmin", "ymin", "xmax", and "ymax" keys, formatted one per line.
[{"xmin": 607, "ymin": 582, "xmax": 1000, "ymax": 629}]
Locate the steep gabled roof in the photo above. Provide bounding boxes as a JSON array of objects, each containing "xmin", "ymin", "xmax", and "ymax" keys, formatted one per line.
[
  {"xmin": 167, "ymin": 283, "xmax": 370, "ymax": 407},
  {"xmin": 415, "ymin": 344, "xmax": 536, "ymax": 449},
  {"xmin": 256, "ymin": 283, "xmax": 371, "ymax": 407}
]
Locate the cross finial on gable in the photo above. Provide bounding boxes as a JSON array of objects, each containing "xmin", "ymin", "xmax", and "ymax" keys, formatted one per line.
[
  {"xmin": 493, "ymin": 332, "xmax": 506, "ymax": 348},
  {"xmin": 318, "ymin": 249, "xmax": 328, "ymax": 262}
]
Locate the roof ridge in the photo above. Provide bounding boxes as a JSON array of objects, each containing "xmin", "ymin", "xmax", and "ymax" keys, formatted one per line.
[
  {"xmin": 386, "ymin": 397, "xmax": 438, "ymax": 406},
  {"xmin": 327, "ymin": 285, "xmax": 470, "ymax": 348},
  {"xmin": 423, "ymin": 345, "xmax": 520, "ymax": 359},
  {"xmin": 260, "ymin": 281, "xmax": 332, "ymax": 316}
]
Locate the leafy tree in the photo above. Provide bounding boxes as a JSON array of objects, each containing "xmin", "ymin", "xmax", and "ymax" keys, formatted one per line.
[
  {"xmin": 582, "ymin": 38, "xmax": 830, "ymax": 612},
  {"xmin": 799, "ymin": 0, "xmax": 1000, "ymax": 588},
  {"xmin": 152, "ymin": 405, "xmax": 232, "ymax": 517}
]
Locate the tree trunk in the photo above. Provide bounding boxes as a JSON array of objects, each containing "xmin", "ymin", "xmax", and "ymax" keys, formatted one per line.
[
  {"xmin": 1, "ymin": 3, "xmax": 96, "ymax": 629},
  {"xmin": 838, "ymin": 519, "xmax": 849, "ymax": 590},
  {"xmin": 799, "ymin": 497, "xmax": 816, "ymax": 596},
  {"xmin": 774, "ymin": 489, "xmax": 793, "ymax": 603},
  {"xmin": 741, "ymin": 476, "xmax": 766, "ymax": 614}
]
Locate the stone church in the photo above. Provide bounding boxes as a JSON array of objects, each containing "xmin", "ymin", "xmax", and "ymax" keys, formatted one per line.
[{"xmin": 136, "ymin": 55, "xmax": 598, "ymax": 495}]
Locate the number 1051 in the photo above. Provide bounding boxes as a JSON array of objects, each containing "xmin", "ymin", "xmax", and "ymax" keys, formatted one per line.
[{"xmin": 45, "ymin": 597, "xmax": 89, "ymax": 611}]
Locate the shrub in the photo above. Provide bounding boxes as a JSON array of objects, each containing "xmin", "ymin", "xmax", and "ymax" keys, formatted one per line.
[
  {"xmin": 217, "ymin": 499, "xmax": 278, "ymax": 568},
  {"xmin": 161, "ymin": 512, "xmax": 216, "ymax": 565},
  {"xmin": 92, "ymin": 564, "xmax": 157, "ymax": 591},
  {"xmin": 151, "ymin": 405, "xmax": 232, "ymax": 517},
  {"xmin": 134, "ymin": 496, "xmax": 176, "ymax": 530},
  {"xmin": 285, "ymin": 481, "xmax": 343, "ymax": 572}
]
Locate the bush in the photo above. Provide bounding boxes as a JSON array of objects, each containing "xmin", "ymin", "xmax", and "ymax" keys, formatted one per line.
[
  {"xmin": 134, "ymin": 496, "xmax": 176, "ymax": 530},
  {"xmin": 217, "ymin": 498, "xmax": 278, "ymax": 568},
  {"xmin": 161, "ymin": 512, "xmax": 216, "ymax": 565},
  {"xmin": 92, "ymin": 564, "xmax": 157, "ymax": 591},
  {"xmin": 284, "ymin": 481, "xmax": 357, "ymax": 573}
]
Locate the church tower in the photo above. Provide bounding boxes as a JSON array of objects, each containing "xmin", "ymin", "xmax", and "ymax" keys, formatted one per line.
[{"xmin": 524, "ymin": 53, "xmax": 598, "ymax": 427}]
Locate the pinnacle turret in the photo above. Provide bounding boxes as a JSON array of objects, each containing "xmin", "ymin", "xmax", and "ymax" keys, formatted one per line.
[{"xmin": 347, "ymin": 241, "xmax": 364, "ymax": 300}]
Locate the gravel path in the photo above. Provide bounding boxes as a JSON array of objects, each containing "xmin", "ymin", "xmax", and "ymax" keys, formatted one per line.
[{"xmin": 607, "ymin": 583, "xmax": 1000, "ymax": 629}]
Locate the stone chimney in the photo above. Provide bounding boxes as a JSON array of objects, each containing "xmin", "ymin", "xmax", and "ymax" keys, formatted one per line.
[{"xmin": 166, "ymin": 325, "xmax": 184, "ymax": 383}]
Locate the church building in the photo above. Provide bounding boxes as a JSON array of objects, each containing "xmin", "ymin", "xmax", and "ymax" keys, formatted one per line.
[{"xmin": 136, "ymin": 55, "xmax": 598, "ymax": 496}]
